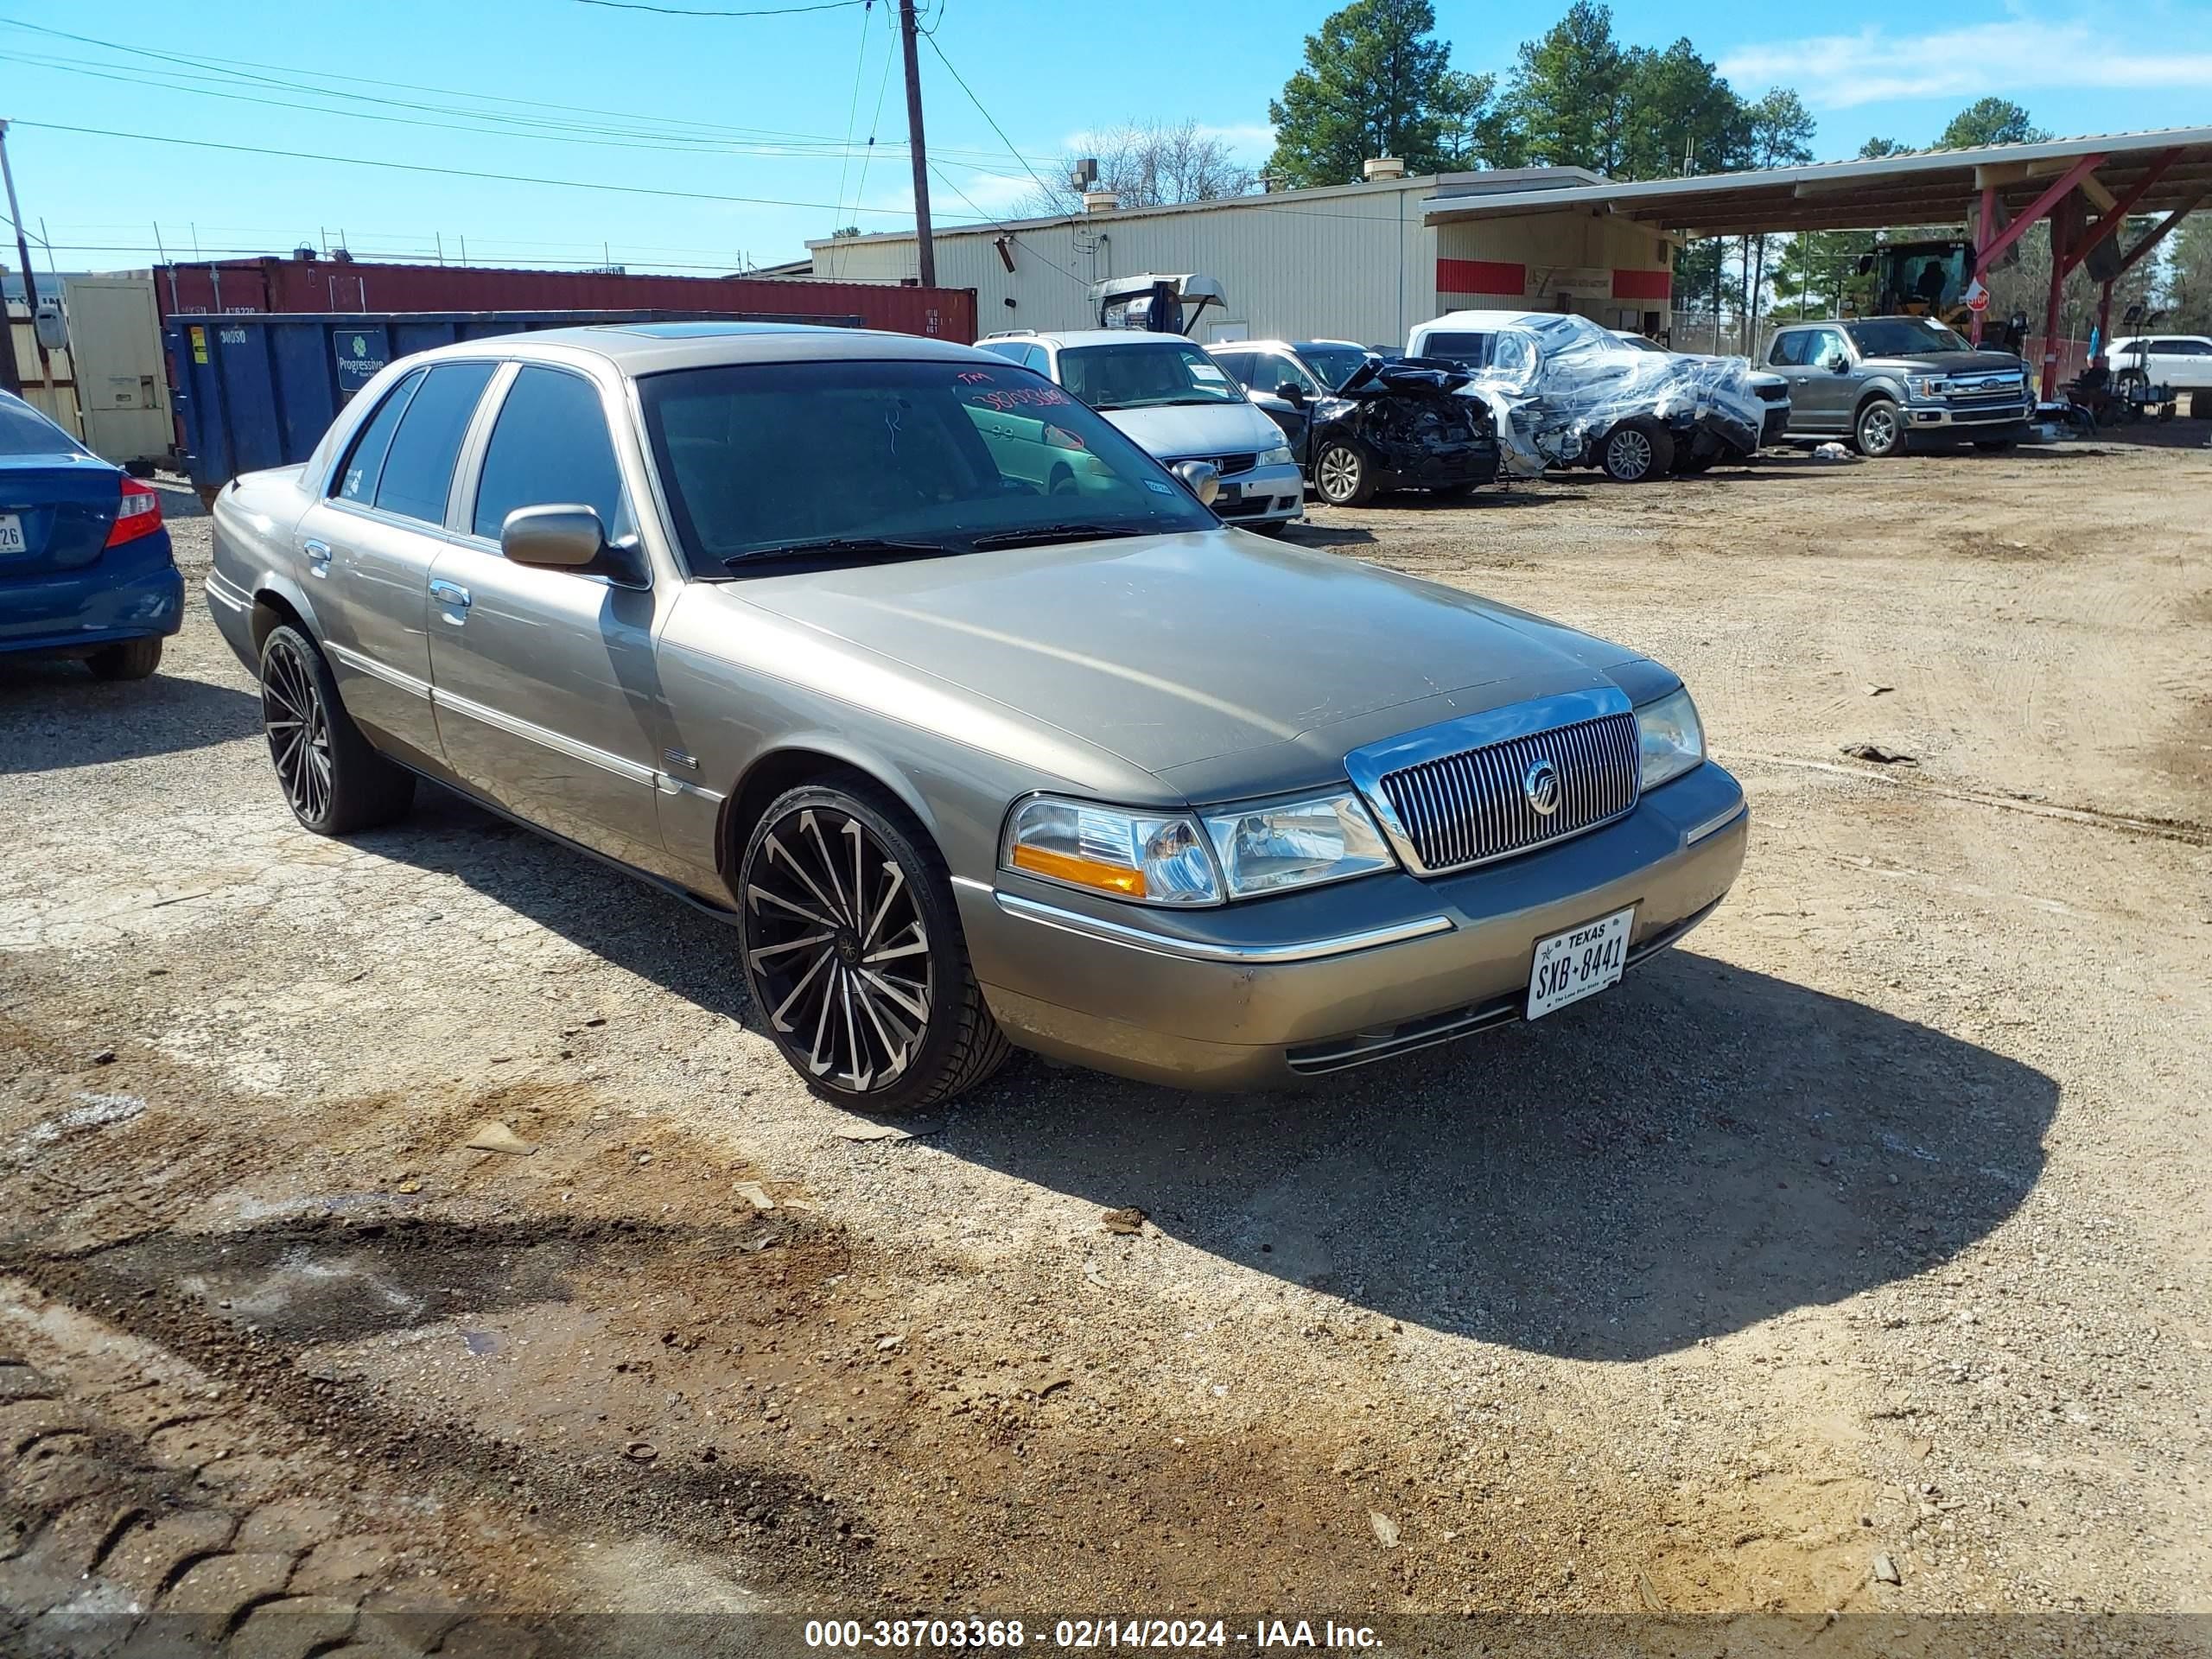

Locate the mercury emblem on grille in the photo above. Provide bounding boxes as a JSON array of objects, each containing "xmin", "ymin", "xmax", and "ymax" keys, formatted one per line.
[{"xmin": 1523, "ymin": 756, "xmax": 1561, "ymax": 817}]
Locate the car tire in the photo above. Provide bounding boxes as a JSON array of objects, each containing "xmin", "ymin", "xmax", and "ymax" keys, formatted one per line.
[
  {"xmin": 738, "ymin": 780, "xmax": 1013, "ymax": 1113},
  {"xmin": 1312, "ymin": 439, "xmax": 1375, "ymax": 506},
  {"xmin": 86, "ymin": 637, "xmax": 164, "ymax": 681},
  {"xmin": 1673, "ymin": 450, "xmax": 1718, "ymax": 474},
  {"xmin": 257, "ymin": 624, "xmax": 416, "ymax": 836},
  {"xmin": 1853, "ymin": 397, "xmax": 1904, "ymax": 458},
  {"xmin": 1600, "ymin": 420, "xmax": 1674, "ymax": 482}
]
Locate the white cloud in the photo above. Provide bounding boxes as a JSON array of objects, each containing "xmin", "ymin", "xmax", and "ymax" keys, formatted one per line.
[{"xmin": 1719, "ymin": 18, "xmax": 2212, "ymax": 109}]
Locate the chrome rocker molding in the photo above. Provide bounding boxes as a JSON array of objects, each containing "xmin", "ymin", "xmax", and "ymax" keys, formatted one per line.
[{"xmin": 992, "ymin": 890, "xmax": 1456, "ymax": 963}]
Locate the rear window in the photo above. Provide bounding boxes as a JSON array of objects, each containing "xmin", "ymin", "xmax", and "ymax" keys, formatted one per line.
[
  {"xmin": 0, "ymin": 396, "xmax": 85, "ymax": 458},
  {"xmin": 1768, "ymin": 333, "xmax": 1808, "ymax": 366},
  {"xmin": 1416, "ymin": 332, "xmax": 1492, "ymax": 368},
  {"xmin": 333, "ymin": 371, "xmax": 423, "ymax": 504},
  {"xmin": 372, "ymin": 362, "xmax": 496, "ymax": 525}
]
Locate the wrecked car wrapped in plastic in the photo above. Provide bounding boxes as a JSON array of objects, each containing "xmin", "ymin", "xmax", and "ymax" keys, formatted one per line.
[
  {"xmin": 1460, "ymin": 314, "xmax": 1765, "ymax": 483},
  {"xmin": 1247, "ymin": 354, "xmax": 1501, "ymax": 507}
]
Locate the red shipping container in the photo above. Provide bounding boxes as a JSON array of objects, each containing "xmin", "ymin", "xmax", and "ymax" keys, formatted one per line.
[{"xmin": 155, "ymin": 256, "xmax": 976, "ymax": 344}]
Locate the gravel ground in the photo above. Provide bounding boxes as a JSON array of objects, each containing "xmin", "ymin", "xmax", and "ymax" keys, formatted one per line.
[{"xmin": 1, "ymin": 439, "xmax": 2207, "ymax": 1655}]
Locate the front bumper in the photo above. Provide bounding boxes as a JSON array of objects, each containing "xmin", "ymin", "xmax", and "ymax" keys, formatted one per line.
[
  {"xmin": 1205, "ymin": 459, "xmax": 1305, "ymax": 525},
  {"xmin": 1904, "ymin": 397, "xmax": 2035, "ymax": 431},
  {"xmin": 1371, "ymin": 439, "xmax": 1500, "ymax": 491},
  {"xmin": 960, "ymin": 760, "xmax": 1749, "ymax": 1089},
  {"xmin": 0, "ymin": 545, "xmax": 184, "ymax": 657},
  {"xmin": 1758, "ymin": 404, "xmax": 1791, "ymax": 446}
]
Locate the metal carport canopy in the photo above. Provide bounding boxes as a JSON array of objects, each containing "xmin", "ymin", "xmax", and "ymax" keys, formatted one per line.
[{"xmin": 1419, "ymin": 127, "xmax": 2212, "ymax": 237}]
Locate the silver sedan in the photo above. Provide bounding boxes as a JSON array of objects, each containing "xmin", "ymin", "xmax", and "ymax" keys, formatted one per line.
[{"xmin": 207, "ymin": 323, "xmax": 1746, "ymax": 1109}]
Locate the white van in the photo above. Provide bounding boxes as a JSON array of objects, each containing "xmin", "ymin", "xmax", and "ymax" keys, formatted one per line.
[{"xmin": 976, "ymin": 330, "xmax": 1303, "ymax": 532}]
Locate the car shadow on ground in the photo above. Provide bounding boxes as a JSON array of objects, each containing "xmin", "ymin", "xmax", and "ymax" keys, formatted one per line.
[
  {"xmin": 365, "ymin": 794, "xmax": 2056, "ymax": 1364},
  {"xmin": 939, "ymin": 949, "xmax": 2056, "ymax": 1362},
  {"xmin": 359, "ymin": 786, "xmax": 759, "ymax": 1026},
  {"xmin": 0, "ymin": 664, "xmax": 263, "ymax": 773}
]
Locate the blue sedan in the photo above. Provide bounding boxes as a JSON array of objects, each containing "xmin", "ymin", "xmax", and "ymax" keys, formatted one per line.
[{"xmin": 0, "ymin": 390, "xmax": 181, "ymax": 679}]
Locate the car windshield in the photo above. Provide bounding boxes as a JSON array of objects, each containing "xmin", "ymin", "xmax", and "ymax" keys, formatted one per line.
[
  {"xmin": 1295, "ymin": 342, "xmax": 1373, "ymax": 391},
  {"xmin": 1614, "ymin": 334, "xmax": 1668, "ymax": 353},
  {"xmin": 1056, "ymin": 340, "xmax": 1246, "ymax": 410},
  {"xmin": 0, "ymin": 396, "xmax": 85, "ymax": 457},
  {"xmin": 1848, "ymin": 318, "xmax": 1973, "ymax": 356},
  {"xmin": 639, "ymin": 357, "xmax": 1218, "ymax": 569}
]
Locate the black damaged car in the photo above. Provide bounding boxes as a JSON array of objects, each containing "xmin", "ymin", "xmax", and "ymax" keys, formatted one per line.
[{"xmin": 1211, "ymin": 339, "xmax": 1500, "ymax": 507}]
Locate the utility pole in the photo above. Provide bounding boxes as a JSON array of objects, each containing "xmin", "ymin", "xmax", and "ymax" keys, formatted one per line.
[
  {"xmin": 898, "ymin": 0, "xmax": 936, "ymax": 287},
  {"xmin": 0, "ymin": 120, "xmax": 53, "ymax": 400}
]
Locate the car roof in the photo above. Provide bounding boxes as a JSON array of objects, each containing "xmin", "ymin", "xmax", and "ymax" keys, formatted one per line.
[
  {"xmin": 396, "ymin": 321, "xmax": 992, "ymax": 375},
  {"xmin": 1414, "ymin": 310, "xmax": 1540, "ymax": 332},
  {"xmin": 1026, "ymin": 329, "xmax": 1205, "ymax": 348}
]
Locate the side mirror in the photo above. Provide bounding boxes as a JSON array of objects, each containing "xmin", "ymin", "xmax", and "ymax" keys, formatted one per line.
[
  {"xmin": 501, "ymin": 504, "xmax": 606, "ymax": 569},
  {"xmin": 1173, "ymin": 459, "xmax": 1220, "ymax": 506},
  {"xmin": 1821, "ymin": 350, "xmax": 1849, "ymax": 372},
  {"xmin": 1274, "ymin": 381, "xmax": 1306, "ymax": 408}
]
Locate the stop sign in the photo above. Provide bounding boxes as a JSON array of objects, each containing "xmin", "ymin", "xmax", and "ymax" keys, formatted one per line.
[{"xmin": 1966, "ymin": 280, "xmax": 1990, "ymax": 313}]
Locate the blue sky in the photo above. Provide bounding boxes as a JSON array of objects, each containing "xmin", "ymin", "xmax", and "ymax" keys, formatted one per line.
[{"xmin": 3, "ymin": 0, "xmax": 2209, "ymax": 278}]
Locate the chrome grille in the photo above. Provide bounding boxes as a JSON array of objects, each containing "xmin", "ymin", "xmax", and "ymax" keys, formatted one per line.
[
  {"xmin": 1211, "ymin": 452, "xmax": 1258, "ymax": 476},
  {"xmin": 1376, "ymin": 712, "xmax": 1639, "ymax": 873}
]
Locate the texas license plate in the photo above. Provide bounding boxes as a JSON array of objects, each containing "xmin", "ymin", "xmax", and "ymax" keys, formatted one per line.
[
  {"xmin": 0, "ymin": 514, "xmax": 23, "ymax": 555},
  {"xmin": 1526, "ymin": 905, "xmax": 1636, "ymax": 1020}
]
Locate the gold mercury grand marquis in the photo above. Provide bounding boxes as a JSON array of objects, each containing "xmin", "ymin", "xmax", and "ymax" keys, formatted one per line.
[{"xmin": 207, "ymin": 321, "xmax": 1747, "ymax": 1110}]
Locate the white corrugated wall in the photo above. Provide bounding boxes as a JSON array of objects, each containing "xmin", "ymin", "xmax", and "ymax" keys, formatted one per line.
[{"xmin": 812, "ymin": 181, "xmax": 1439, "ymax": 349}]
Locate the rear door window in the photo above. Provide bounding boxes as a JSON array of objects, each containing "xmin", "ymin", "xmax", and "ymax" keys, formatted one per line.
[
  {"xmin": 372, "ymin": 362, "xmax": 496, "ymax": 525},
  {"xmin": 1418, "ymin": 331, "xmax": 1492, "ymax": 368},
  {"xmin": 472, "ymin": 365, "xmax": 632, "ymax": 543},
  {"xmin": 1768, "ymin": 333, "xmax": 1808, "ymax": 366},
  {"xmin": 332, "ymin": 371, "xmax": 423, "ymax": 504}
]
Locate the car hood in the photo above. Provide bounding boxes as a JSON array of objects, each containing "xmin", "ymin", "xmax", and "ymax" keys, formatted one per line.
[
  {"xmin": 1100, "ymin": 401, "xmax": 1282, "ymax": 460},
  {"xmin": 727, "ymin": 530, "xmax": 1640, "ymax": 796},
  {"xmin": 1863, "ymin": 350, "xmax": 2025, "ymax": 375}
]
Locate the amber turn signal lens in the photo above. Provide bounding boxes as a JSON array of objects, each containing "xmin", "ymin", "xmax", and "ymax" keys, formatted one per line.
[{"xmin": 1009, "ymin": 843, "xmax": 1147, "ymax": 897}]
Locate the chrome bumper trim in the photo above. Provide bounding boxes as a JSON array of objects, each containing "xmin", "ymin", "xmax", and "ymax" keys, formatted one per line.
[
  {"xmin": 1685, "ymin": 801, "xmax": 1748, "ymax": 846},
  {"xmin": 202, "ymin": 572, "xmax": 251, "ymax": 613},
  {"xmin": 992, "ymin": 891, "xmax": 1455, "ymax": 964}
]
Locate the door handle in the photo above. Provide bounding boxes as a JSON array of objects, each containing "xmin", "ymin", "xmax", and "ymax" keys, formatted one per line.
[
  {"xmin": 303, "ymin": 539, "xmax": 333, "ymax": 578},
  {"xmin": 429, "ymin": 578, "xmax": 473, "ymax": 622}
]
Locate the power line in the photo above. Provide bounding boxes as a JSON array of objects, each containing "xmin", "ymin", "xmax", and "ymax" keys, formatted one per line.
[
  {"xmin": 572, "ymin": 0, "xmax": 868, "ymax": 14},
  {"xmin": 919, "ymin": 29, "xmax": 1058, "ymax": 207},
  {"xmin": 0, "ymin": 18, "xmax": 1055, "ymax": 172},
  {"xmin": 11, "ymin": 121, "xmax": 998, "ymax": 221},
  {"xmin": 925, "ymin": 162, "xmax": 1084, "ymax": 287},
  {"xmin": 830, "ymin": 1, "xmax": 877, "ymax": 233}
]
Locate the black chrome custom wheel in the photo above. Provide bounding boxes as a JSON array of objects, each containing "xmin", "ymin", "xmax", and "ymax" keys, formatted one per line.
[
  {"xmin": 262, "ymin": 631, "xmax": 333, "ymax": 824},
  {"xmin": 739, "ymin": 783, "xmax": 1010, "ymax": 1109},
  {"xmin": 257, "ymin": 624, "xmax": 415, "ymax": 836}
]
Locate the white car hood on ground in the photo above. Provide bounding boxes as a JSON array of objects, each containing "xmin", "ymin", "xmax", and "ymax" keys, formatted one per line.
[{"xmin": 1101, "ymin": 400, "xmax": 1282, "ymax": 461}]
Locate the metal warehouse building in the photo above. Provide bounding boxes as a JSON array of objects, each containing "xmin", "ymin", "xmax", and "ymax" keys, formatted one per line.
[{"xmin": 806, "ymin": 163, "xmax": 1679, "ymax": 348}]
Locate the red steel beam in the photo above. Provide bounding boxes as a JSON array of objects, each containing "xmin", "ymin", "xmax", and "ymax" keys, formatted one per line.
[
  {"xmin": 2116, "ymin": 190, "xmax": 2207, "ymax": 276},
  {"xmin": 1975, "ymin": 153, "xmax": 2107, "ymax": 274},
  {"xmin": 2060, "ymin": 149, "xmax": 2181, "ymax": 276}
]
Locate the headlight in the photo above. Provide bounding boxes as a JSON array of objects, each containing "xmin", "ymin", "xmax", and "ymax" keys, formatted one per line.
[
  {"xmin": 1002, "ymin": 797, "xmax": 1219, "ymax": 906},
  {"xmin": 1636, "ymin": 687, "xmax": 1706, "ymax": 791},
  {"xmin": 1258, "ymin": 443, "xmax": 1295, "ymax": 467},
  {"xmin": 1907, "ymin": 375, "xmax": 1945, "ymax": 400},
  {"xmin": 1201, "ymin": 791, "xmax": 1394, "ymax": 899}
]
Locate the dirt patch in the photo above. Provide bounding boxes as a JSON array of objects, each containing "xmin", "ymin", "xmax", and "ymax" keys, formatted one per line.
[{"xmin": 3, "ymin": 442, "xmax": 2210, "ymax": 1637}]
